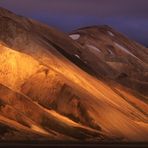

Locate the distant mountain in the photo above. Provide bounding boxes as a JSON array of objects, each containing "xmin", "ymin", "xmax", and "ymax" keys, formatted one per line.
[
  {"xmin": 0, "ymin": 7, "xmax": 147, "ymax": 142},
  {"xmin": 69, "ymin": 25, "xmax": 148, "ymax": 96}
]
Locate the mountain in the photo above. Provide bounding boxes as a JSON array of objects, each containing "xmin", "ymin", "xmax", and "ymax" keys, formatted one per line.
[
  {"xmin": 0, "ymin": 7, "xmax": 147, "ymax": 142},
  {"xmin": 69, "ymin": 26, "xmax": 148, "ymax": 96}
]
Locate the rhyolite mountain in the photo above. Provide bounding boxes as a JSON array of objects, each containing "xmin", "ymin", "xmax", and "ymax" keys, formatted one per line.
[{"xmin": 0, "ymin": 7, "xmax": 147, "ymax": 142}]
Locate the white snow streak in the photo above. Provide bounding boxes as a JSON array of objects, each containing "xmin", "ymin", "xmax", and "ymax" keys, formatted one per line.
[
  {"xmin": 108, "ymin": 49, "xmax": 114, "ymax": 55},
  {"xmin": 114, "ymin": 42, "xmax": 136, "ymax": 57},
  {"xmin": 75, "ymin": 54, "xmax": 80, "ymax": 59},
  {"xmin": 108, "ymin": 31, "xmax": 114, "ymax": 37},
  {"xmin": 86, "ymin": 44, "xmax": 101, "ymax": 52}
]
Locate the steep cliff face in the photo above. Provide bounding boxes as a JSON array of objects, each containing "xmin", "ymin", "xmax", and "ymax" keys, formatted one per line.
[{"xmin": 0, "ymin": 7, "xmax": 147, "ymax": 142}]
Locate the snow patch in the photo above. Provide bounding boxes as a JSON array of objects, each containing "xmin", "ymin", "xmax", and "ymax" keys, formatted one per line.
[
  {"xmin": 108, "ymin": 31, "xmax": 114, "ymax": 37},
  {"xmin": 108, "ymin": 49, "xmax": 114, "ymax": 55},
  {"xmin": 114, "ymin": 42, "xmax": 136, "ymax": 57},
  {"xmin": 86, "ymin": 44, "xmax": 101, "ymax": 52},
  {"xmin": 75, "ymin": 54, "xmax": 80, "ymax": 59},
  {"xmin": 114, "ymin": 42, "xmax": 143, "ymax": 62},
  {"xmin": 69, "ymin": 34, "xmax": 80, "ymax": 40}
]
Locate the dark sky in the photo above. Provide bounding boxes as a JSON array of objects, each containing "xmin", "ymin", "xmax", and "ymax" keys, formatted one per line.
[{"xmin": 0, "ymin": 0, "xmax": 148, "ymax": 46}]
